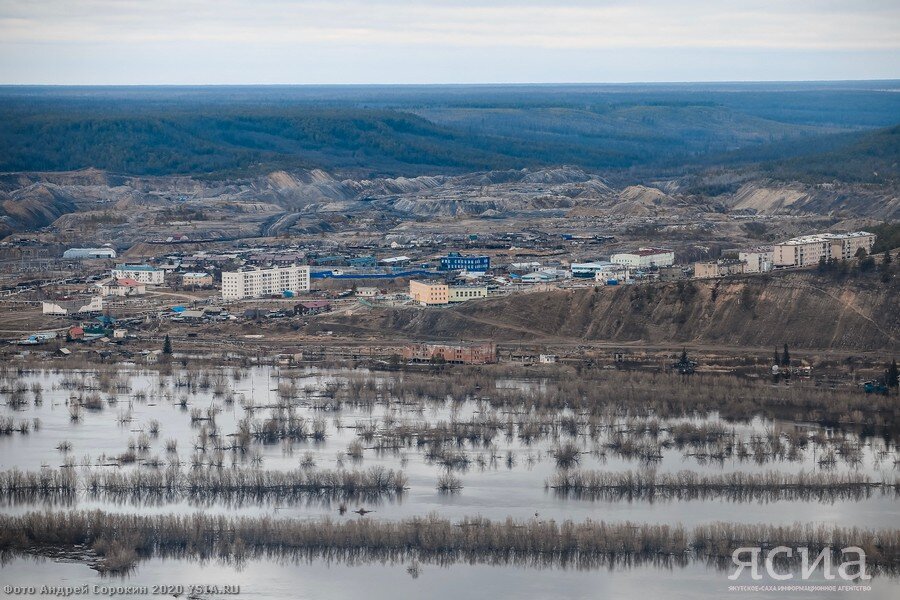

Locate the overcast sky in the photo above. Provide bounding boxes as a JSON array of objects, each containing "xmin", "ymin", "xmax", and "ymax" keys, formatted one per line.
[{"xmin": 0, "ymin": 0, "xmax": 898, "ymax": 84}]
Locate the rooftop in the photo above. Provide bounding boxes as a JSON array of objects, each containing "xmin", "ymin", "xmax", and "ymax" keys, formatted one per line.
[
  {"xmin": 780, "ymin": 231, "xmax": 874, "ymax": 245},
  {"xmin": 571, "ymin": 261, "xmax": 615, "ymax": 269},
  {"xmin": 115, "ymin": 278, "xmax": 143, "ymax": 287}
]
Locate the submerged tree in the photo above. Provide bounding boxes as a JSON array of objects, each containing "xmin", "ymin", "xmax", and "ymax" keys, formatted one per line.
[{"xmin": 888, "ymin": 359, "xmax": 899, "ymax": 390}]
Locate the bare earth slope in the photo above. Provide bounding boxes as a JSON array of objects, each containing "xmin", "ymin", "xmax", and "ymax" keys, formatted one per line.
[{"xmin": 315, "ymin": 273, "xmax": 899, "ymax": 352}]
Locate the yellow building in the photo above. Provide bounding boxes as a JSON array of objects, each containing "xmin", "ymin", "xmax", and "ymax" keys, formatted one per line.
[
  {"xmin": 448, "ymin": 286, "xmax": 488, "ymax": 303},
  {"xmin": 410, "ymin": 280, "xmax": 449, "ymax": 305}
]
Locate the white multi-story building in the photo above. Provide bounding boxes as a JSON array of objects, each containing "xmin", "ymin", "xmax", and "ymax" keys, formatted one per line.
[
  {"xmin": 610, "ymin": 248, "xmax": 675, "ymax": 268},
  {"xmin": 739, "ymin": 247, "xmax": 774, "ymax": 273},
  {"xmin": 773, "ymin": 232, "xmax": 875, "ymax": 268},
  {"xmin": 112, "ymin": 264, "xmax": 165, "ymax": 285},
  {"xmin": 592, "ymin": 264, "xmax": 630, "ymax": 283},
  {"xmin": 221, "ymin": 265, "xmax": 310, "ymax": 300}
]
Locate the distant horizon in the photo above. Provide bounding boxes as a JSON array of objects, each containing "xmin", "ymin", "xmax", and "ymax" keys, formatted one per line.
[
  {"xmin": 1, "ymin": 1, "xmax": 897, "ymax": 85},
  {"xmin": 2, "ymin": 79, "xmax": 899, "ymax": 88}
]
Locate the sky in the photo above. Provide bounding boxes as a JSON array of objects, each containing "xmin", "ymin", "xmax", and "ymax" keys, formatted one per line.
[{"xmin": 0, "ymin": 0, "xmax": 898, "ymax": 84}]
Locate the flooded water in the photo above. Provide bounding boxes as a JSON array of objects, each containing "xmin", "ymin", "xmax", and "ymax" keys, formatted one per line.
[
  {"xmin": 1, "ymin": 365, "xmax": 898, "ymax": 598},
  {"xmin": 2, "ymin": 555, "xmax": 897, "ymax": 600}
]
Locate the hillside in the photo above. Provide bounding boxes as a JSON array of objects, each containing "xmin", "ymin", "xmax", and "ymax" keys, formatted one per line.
[
  {"xmin": 313, "ymin": 272, "xmax": 899, "ymax": 352},
  {"xmin": 765, "ymin": 124, "xmax": 900, "ymax": 184},
  {"xmin": 2, "ymin": 84, "xmax": 899, "ymax": 179},
  {"xmin": 0, "ymin": 182, "xmax": 77, "ymax": 238}
]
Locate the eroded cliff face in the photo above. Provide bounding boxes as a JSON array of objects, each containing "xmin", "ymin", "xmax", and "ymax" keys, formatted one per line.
[
  {"xmin": 316, "ymin": 273, "xmax": 899, "ymax": 352},
  {"xmin": 0, "ymin": 183, "xmax": 77, "ymax": 237},
  {"xmin": 725, "ymin": 181, "xmax": 900, "ymax": 219},
  {"xmin": 1, "ymin": 166, "xmax": 896, "ymax": 239}
]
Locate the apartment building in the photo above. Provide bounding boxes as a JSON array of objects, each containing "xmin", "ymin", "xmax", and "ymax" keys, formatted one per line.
[
  {"xmin": 610, "ymin": 248, "xmax": 675, "ymax": 268},
  {"xmin": 112, "ymin": 264, "xmax": 165, "ymax": 285},
  {"xmin": 98, "ymin": 277, "xmax": 147, "ymax": 296},
  {"xmin": 409, "ymin": 280, "xmax": 449, "ymax": 305},
  {"xmin": 221, "ymin": 265, "xmax": 311, "ymax": 300},
  {"xmin": 181, "ymin": 272, "xmax": 213, "ymax": 288},
  {"xmin": 693, "ymin": 259, "xmax": 746, "ymax": 279},
  {"xmin": 773, "ymin": 232, "xmax": 875, "ymax": 268},
  {"xmin": 826, "ymin": 231, "xmax": 877, "ymax": 261},
  {"xmin": 739, "ymin": 247, "xmax": 774, "ymax": 273}
]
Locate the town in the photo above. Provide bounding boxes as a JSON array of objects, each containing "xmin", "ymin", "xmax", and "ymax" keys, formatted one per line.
[{"xmin": 1, "ymin": 226, "xmax": 892, "ymax": 378}]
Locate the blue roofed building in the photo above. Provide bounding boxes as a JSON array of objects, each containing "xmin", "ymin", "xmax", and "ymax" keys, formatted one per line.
[{"xmin": 440, "ymin": 252, "xmax": 490, "ymax": 272}]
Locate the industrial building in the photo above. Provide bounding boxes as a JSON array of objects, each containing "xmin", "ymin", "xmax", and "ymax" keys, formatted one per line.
[
  {"xmin": 570, "ymin": 261, "xmax": 629, "ymax": 282},
  {"xmin": 520, "ymin": 269, "xmax": 565, "ymax": 284},
  {"xmin": 508, "ymin": 261, "xmax": 543, "ymax": 273},
  {"xmin": 221, "ymin": 265, "xmax": 311, "ymax": 300},
  {"xmin": 112, "ymin": 264, "xmax": 165, "ymax": 285},
  {"xmin": 773, "ymin": 232, "xmax": 876, "ymax": 268},
  {"xmin": 571, "ymin": 261, "xmax": 618, "ymax": 278},
  {"xmin": 348, "ymin": 255, "xmax": 377, "ymax": 267},
  {"xmin": 409, "ymin": 280, "xmax": 449, "ymax": 305},
  {"xmin": 440, "ymin": 252, "xmax": 490, "ymax": 272},
  {"xmin": 739, "ymin": 247, "xmax": 774, "ymax": 273},
  {"xmin": 610, "ymin": 248, "xmax": 675, "ymax": 268},
  {"xmin": 63, "ymin": 247, "xmax": 117, "ymax": 260},
  {"xmin": 402, "ymin": 341, "xmax": 497, "ymax": 364}
]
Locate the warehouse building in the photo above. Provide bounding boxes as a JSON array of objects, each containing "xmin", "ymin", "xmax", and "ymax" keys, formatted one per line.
[
  {"xmin": 571, "ymin": 261, "xmax": 616, "ymax": 278},
  {"xmin": 610, "ymin": 248, "xmax": 675, "ymax": 268},
  {"xmin": 63, "ymin": 247, "xmax": 117, "ymax": 260}
]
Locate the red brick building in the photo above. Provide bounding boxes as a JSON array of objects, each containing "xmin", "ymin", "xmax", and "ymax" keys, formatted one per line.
[{"xmin": 402, "ymin": 342, "xmax": 496, "ymax": 365}]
